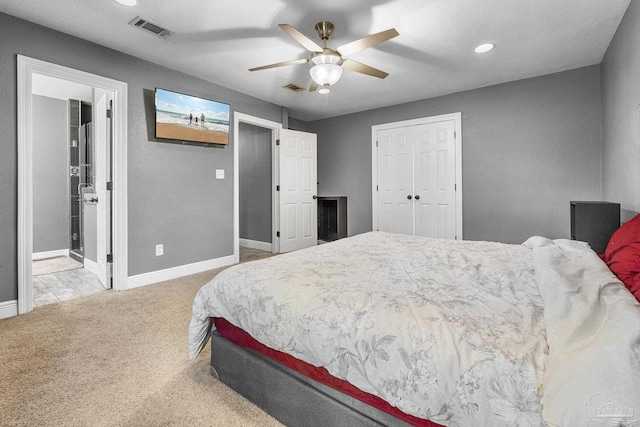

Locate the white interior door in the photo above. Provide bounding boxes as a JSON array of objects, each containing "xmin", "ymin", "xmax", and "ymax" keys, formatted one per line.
[
  {"xmin": 414, "ymin": 120, "xmax": 456, "ymax": 238},
  {"xmin": 376, "ymin": 127, "xmax": 414, "ymax": 234},
  {"xmin": 93, "ymin": 88, "xmax": 111, "ymax": 288},
  {"xmin": 278, "ymin": 129, "xmax": 317, "ymax": 253}
]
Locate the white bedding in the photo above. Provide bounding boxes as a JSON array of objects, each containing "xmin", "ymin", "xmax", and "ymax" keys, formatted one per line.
[{"xmin": 189, "ymin": 232, "xmax": 640, "ymax": 426}]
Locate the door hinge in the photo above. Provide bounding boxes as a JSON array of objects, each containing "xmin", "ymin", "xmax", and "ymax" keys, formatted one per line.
[
  {"xmin": 376, "ymin": 185, "xmax": 379, "ymax": 191},
  {"xmin": 276, "ymin": 231, "xmax": 280, "ymax": 238},
  {"xmin": 376, "ymin": 140, "xmax": 378, "ymax": 147},
  {"xmin": 454, "ymin": 131, "xmax": 457, "ymax": 139},
  {"xmin": 106, "ymin": 109, "xmax": 112, "ymax": 119},
  {"xmin": 106, "ymin": 253, "xmax": 113, "ymax": 263},
  {"xmin": 276, "ymin": 139, "xmax": 280, "ymax": 146},
  {"xmin": 106, "ymin": 181, "xmax": 113, "ymax": 191},
  {"xmin": 276, "ymin": 185, "xmax": 280, "ymax": 191},
  {"xmin": 454, "ymin": 183, "xmax": 457, "ymax": 191}
]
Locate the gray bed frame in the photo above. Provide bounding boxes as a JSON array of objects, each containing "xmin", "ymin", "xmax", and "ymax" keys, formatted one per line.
[{"xmin": 210, "ymin": 331, "xmax": 413, "ymax": 427}]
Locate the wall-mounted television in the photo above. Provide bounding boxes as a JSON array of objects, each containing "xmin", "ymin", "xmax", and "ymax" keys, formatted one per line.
[{"xmin": 154, "ymin": 88, "xmax": 230, "ymax": 145}]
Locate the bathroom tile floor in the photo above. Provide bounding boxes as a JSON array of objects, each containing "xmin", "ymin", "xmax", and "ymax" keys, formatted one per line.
[
  {"xmin": 32, "ymin": 255, "xmax": 82, "ymax": 275},
  {"xmin": 32, "ymin": 257, "xmax": 106, "ymax": 307},
  {"xmin": 31, "ymin": 249, "xmax": 273, "ymax": 308}
]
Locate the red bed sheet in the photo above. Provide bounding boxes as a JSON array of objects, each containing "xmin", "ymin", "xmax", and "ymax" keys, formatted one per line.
[{"xmin": 214, "ymin": 317, "xmax": 444, "ymax": 427}]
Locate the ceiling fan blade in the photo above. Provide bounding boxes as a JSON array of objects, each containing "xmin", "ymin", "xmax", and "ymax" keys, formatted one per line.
[
  {"xmin": 249, "ymin": 58, "xmax": 309, "ymax": 72},
  {"xmin": 341, "ymin": 59, "xmax": 389, "ymax": 79},
  {"xmin": 337, "ymin": 28, "xmax": 399, "ymax": 57},
  {"xmin": 308, "ymin": 80, "xmax": 319, "ymax": 92},
  {"xmin": 279, "ymin": 24, "xmax": 323, "ymax": 53}
]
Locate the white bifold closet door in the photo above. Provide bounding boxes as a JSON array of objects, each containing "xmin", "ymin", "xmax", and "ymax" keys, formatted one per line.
[{"xmin": 377, "ymin": 119, "xmax": 457, "ymax": 239}]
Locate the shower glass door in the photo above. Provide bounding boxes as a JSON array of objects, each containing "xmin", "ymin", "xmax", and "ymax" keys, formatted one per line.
[{"xmin": 68, "ymin": 99, "xmax": 93, "ymax": 264}]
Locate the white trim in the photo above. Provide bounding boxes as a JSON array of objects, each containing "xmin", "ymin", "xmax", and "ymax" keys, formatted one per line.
[
  {"xmin": 83, "ymin": 258, "xmax": 100, "ymax": 276},
  {"xmin": 239, "ymin": 238, "xmax": 272, "ymax": 252},
  {"xmin": 17, "ymin": 55, "xmax": 129, "ymax": 315},
  {"xmin": 32, "ymin": 249, "xmax": 69, "ymax": 260},
  {"xmin": 0, "ymin": 300, "xmax": 19, "ymax": 319},
  {"xmin": 126, "ymin": 255, "xmax": 235, "ymax": 290},
  {"xmin": 371, "ymin": 112, "xmax": 463, "ymax": 239},
  {"xmin": 233, "ymin": 112, "xmax": 282, "ymax": 263}
]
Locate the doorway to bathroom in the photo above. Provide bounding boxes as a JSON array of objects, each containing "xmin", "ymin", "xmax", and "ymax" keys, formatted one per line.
[
  {"xmin": 30, "ymin": 82, "xmax": 109, "ymax": 307},
  {"xmin": 17, "ymin": 55, "xmax": 129, "ymax": 315}
]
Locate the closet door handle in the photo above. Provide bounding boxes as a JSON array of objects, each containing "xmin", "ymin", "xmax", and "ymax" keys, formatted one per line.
[
  {"xmin": 407, "ymin": 195, "xmax": 412, "ymax": 200},
  {"xmin": 414, "ymin": 195, "xmax": 420, "ymax": 200}
]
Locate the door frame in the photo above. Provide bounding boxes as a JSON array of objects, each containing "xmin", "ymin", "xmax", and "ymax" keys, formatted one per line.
[
  {"xmin": 17, "ymin": 55, "xmax": 128, "ymax": 314},
  {"xmin": 371, "ymin": 112, "xmax": 463, "ymax": 238},
  {"xmin": 233, "ymin": 112, "xmax": 282, "ymax": 263}
]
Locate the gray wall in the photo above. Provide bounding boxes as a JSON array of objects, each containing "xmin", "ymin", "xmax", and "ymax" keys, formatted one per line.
[
  {"xmin": 288, "ymin": 118, "xmax": 310, "ymax": 133},
  {"xmin": 32, "ymin": 95, "xmax": 68, "ymax": 253},
  {"xmin": 239, "ymin": 122, "xmax": 272, "ymax": 243},
  {"xmin": 0, "ymin": 12, "xmax": 283, "ymax": 303},
  {"xmin": 302, "ymin": 65, "xmax": 603, "ymax": 244},
  {"xmin": 602, "ymin": 0, "xmax": 640, "ymax": 221}
]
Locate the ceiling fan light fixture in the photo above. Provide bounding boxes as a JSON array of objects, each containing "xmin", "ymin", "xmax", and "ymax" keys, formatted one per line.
[
  {"xmin": 310, "ymin": 54, "xmax": 343, "ymax": 86},
  {"xmin": 310, "ymin": 64, "xmax": 342, "ymax": 86},
  {"xmin": 250, "ymin": 22, "xmax": 397, "ymax": 93},
  {"xmin": 318, "ymin": 86, "xmax": 331, "ymax": 95}
]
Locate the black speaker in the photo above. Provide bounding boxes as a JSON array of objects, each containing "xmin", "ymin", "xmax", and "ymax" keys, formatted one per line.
[{"xmin": 570, "ymin": 201, "xmax": 620, "ymax": 254}]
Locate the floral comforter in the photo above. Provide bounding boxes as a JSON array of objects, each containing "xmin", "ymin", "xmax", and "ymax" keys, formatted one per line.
[{"xmin": 189, "ymin": 232, "xmax": 640, "ymax": 426}]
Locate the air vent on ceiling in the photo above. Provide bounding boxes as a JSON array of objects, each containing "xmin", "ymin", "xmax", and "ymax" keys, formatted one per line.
[
  {"xmin": 128, "ymin": 16, "xmax": 173, "ymax": 39},
  {"xmin": 283, "ymin": 83, "xmax": 305, "ymax": 93}
]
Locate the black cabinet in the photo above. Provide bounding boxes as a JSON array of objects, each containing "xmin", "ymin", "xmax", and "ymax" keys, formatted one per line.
[
  {"xmin": 570, "ymin": 201, "xmax": 620, "ymax": 253},
  {"xmin": 318, "ymin": 196, "xmax": 347, "ymax": 242}
]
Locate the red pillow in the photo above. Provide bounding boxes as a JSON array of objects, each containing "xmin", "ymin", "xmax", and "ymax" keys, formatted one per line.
[
  {"xmin": 604, "ymin": 214, "xmax": 640, "ymax": 262},
  {"xmin": 603, "ymin": 214, "xmax": 640, "ymax": 301},
  {"xmin": 606, "ymin": 242, "xmax": 640, "ymax": 301}
]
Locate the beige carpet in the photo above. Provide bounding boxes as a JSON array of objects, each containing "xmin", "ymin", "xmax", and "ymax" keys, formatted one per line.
[{"xmin": 0, "ymin": 267, "xmax": 284, "ymax": 427}]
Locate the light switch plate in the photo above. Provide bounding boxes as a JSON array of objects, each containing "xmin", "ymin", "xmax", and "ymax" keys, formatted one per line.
[{"xmin": 216, "ymin": 169, "xmax": 225, "ymax": 179}]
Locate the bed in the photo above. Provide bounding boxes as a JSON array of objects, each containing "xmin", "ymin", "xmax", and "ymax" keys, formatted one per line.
[{"xmin": 189, "ymin": 216, "xmax": 640, "ymax": 426}]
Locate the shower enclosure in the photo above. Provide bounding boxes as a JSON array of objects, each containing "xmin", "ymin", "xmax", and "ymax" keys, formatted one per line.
[{"xmin": 68, "ymin": 99, "xmax": 95, "ymax": 264}]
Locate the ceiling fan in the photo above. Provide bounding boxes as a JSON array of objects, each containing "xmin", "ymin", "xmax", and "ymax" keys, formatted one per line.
[{"xmin": 249, "ymin": 21, "xmax": 399, "ymax": 94}]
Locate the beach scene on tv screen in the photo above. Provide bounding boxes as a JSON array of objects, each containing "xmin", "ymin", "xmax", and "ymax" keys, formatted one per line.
[{"xmin": 155, "ymin": 88, "xmax": 230, "ymax": 144}]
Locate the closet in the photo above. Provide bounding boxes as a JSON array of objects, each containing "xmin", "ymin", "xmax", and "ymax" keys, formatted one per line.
[{"xmin": 373, "ymin": 113, "xmax": 462, "ymax": 239}]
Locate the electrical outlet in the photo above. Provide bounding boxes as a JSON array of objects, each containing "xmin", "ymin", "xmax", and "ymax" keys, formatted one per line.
[
  {"xmin": 155, "ymin": 244, "xmax": 163, "ymax": 256},
  {"xmin": 216, "ymin": 169, "xmax": 225, "ymax": 179}
]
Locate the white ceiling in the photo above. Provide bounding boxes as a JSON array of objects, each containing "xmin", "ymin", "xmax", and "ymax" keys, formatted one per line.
[{"xmin": 1, "ymin": 0, "xmax": 630, "ymax": 121}]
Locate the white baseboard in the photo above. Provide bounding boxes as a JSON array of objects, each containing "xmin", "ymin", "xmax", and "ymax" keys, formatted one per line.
[
  {"xmin": 239, "ymin": 238, "xmax": 272, "ymax": 252},
  {"xmin": 127, "ymin": 255, "xmax": 235, "ymax": 290},
  {"xmin": 33, "ymin": 249, "xmax": 69, "ymax": 260},
  {"xmin": 0, "ymin": 300, "xmax": 18, "ymax": 319},
  {"xmin": 83, "ymin": 258, "xmax": 99, "ymax": 276}
]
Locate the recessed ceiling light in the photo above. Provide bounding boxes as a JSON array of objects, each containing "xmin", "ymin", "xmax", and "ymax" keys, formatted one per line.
[
  {"xmin": 115, "ymin": 0, "xmax": 137, "ymax": 6},
  {"xmin": 475, "ymin": 43, "xmax": 495, "ymax": 53}
]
